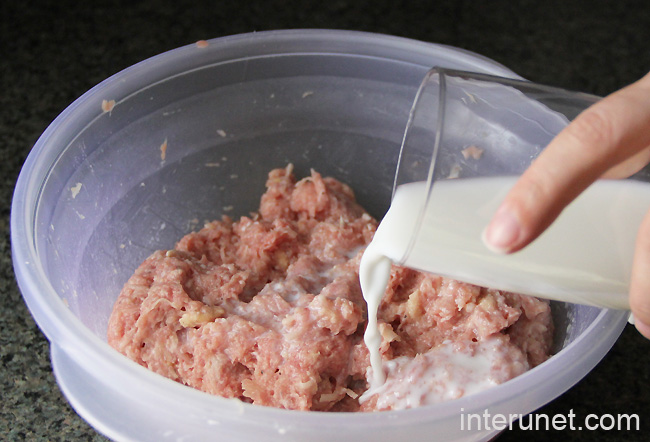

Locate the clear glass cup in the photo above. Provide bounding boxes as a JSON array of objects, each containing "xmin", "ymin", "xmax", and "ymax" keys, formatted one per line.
[{"xmin": 383, "ymin": 67, "xmax": 650, "ymax": 309}]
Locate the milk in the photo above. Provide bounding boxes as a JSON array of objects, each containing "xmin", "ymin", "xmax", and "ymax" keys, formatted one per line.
[
  {"xmin": 360, "ymin": 176, "xmax": 650, "ymax": 385},
  {"xmin": 358, "ymin": 337, "xmax": 516, "ymax": 409}
]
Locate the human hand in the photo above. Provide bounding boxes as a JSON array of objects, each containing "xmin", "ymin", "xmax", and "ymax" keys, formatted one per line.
[{"xmin": 482, "ymin": 71, "xmax": 650, "ymax": 338}]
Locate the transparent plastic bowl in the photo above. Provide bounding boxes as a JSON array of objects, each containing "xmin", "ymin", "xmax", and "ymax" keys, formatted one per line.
[{"xmin": 11, "ymin": 29, "xmax": 628, "ymax": 442}]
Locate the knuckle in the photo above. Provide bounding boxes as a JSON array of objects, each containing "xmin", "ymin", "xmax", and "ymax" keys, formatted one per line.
[
  {"xmin": 509, "ymin": 161, "xmax": 577, "ymax": 240},
  {"xmin": 518, "ymin": 172, "xmax": 548, "ymax": 205},
  {"xmin": 518, "ymin": 165, "xmax": 558, "ymax": 207},
  {"xmin": 509, "ymin": 169, "xmax": 559, "ymax": 230},
  {"xmin": 566, "ymin": 107, "xmax": 617, "ymax": 156}
]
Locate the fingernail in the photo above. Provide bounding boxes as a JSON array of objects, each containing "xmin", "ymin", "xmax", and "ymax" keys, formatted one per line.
[
  {"xmin": 482, "ymin": 208, "xmax": 521, "ymax": 253},
  {"xmin": 635, "ymin": 318, "xmax": 650, "ymax": 339}
]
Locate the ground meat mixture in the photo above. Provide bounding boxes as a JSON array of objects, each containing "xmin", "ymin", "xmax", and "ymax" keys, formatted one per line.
[{"xmin": 107, "ymin": 165, "xmax": 553, "ymax": 412}]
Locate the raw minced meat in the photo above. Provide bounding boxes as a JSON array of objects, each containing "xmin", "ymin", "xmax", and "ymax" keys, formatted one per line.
[{"xmin": 107, "ymin": 164, "xmax": 553, "ymax": 412}]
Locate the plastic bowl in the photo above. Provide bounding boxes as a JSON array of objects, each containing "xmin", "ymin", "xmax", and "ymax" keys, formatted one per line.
[{"xmin": 11, "ymin": 30, "xmax": 628, "ymax": 442}]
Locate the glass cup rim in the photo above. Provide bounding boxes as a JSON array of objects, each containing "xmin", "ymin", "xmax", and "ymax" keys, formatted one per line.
[{"xmin": 392, "ymin": 66, "xmax": 601, "ymax": 266}]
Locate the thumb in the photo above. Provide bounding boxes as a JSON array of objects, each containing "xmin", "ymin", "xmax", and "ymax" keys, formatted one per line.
[{"xmin": 630, "ymin": 208, "xmax": 650, "ymax": 339}]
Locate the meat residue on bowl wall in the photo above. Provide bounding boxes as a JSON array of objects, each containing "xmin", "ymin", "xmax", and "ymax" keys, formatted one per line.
[{"xmin": 107, "ymin": 164, "xmax": 553, "ymax": 412}]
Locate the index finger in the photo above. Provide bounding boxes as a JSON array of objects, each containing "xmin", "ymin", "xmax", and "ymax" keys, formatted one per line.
[{"xmin": 483, "ymin": 72, "xmax": 650, "ymax": 253}]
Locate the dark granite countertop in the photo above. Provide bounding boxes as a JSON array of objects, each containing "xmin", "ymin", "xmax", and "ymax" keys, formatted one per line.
[{"xmin": 2, "ymin": 0, "xmax": 649, "ymax": 440}]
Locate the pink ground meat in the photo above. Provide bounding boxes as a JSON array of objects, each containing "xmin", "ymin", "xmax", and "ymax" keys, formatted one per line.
[{"xmin": 107, "ymin": 165, "xmax": 553, "ymax": 412}]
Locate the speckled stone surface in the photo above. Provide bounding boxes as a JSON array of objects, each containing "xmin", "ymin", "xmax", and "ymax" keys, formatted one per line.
[{"xmin": 2, "ymin": 0, "xmax": 649, "ymax": 440}]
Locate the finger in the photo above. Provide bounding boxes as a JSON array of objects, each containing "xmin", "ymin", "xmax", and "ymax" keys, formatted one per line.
[
  {"xmin": 630, "ymin": 209, "xmax": 650, "ymax": 339},
  {"xmin": 484, "ymin": 72, "xmax": 650, "ymax": 253}
]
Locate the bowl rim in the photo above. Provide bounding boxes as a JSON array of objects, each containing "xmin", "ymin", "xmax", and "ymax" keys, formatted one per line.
[{"xmin": 11, "ymin": 28, "xmax": 628, "ymax": 436}]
